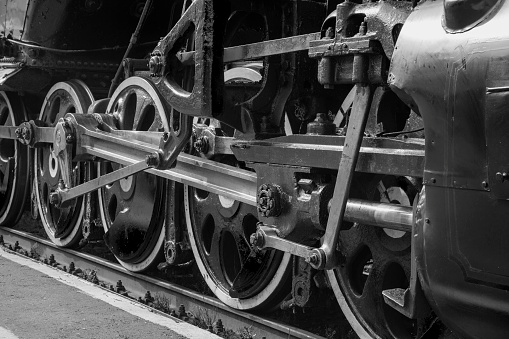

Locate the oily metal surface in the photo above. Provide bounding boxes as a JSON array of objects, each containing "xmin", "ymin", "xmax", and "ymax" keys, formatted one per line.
[{"xmin": 0, "ymin": 226, "xmax": 323, "ymax": 339}]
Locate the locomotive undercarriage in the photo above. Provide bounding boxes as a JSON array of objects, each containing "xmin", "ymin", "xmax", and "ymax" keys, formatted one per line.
[{"xmin": 4, "ymin": 0, "xmax": 504, "ymax": 337}]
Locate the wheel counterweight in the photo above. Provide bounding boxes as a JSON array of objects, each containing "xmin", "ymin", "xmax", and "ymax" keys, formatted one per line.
[
  {"xmin": 34, "ymin": 80, "xmax": 94, "ymax": 247},
  {"xmin": 0, "ymin": 92, "xmax": 30, "ymax": 226}
]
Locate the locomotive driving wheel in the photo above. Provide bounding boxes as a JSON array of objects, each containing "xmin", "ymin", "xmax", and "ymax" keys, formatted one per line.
[
  {"xmin": 98, "ymin": 77, "xmax": 167, "ymax": 272},
  {"xmin": 184, "ymin": 117, "xmax": 291, "ymax": 309},
  {"xmin": 328, "ymin": 176, "xmax": 433, "ymax": 339},
  {"xmin": 34, "ymin": 80, "xmax": 94, "ymax": 247},
  {"xmin": 0, "ymin": 92, "xmax": 30, "ymax": 226},
  {"xmin": 184, "ymin": 173, "xmax": 291, "ymax": 310}
]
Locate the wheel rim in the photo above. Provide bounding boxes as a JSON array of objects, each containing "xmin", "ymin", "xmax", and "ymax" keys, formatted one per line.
[
  {"xmin": 0, "ymin": 92, "xmax": 29, "ymax": 226},
  {"xmin": 329, "ymin": 176, "xmax": 432, "ymax": 339},
  {"xmin": 98, "ymin": 76, "xmax": 167, "ymax": 272},
  {"xmin": 34, "ymin": 80, "xmax": 93, "ymax": 247}
]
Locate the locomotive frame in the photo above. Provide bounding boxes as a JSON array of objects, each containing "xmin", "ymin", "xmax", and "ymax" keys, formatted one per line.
[{"xmin": 0, "ymin": 0, "xmax": 508, "ymax": 338}]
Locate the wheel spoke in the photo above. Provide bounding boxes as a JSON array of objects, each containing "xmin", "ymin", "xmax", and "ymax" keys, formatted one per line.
[{"xmin": 205, "ymin": 227, "xmax": 223, "ymax": 278}]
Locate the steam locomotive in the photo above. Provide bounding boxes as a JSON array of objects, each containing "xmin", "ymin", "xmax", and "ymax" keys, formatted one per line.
[{"xmin": 0, "ymin": 0, "xmax": 507, "ymax": 338}]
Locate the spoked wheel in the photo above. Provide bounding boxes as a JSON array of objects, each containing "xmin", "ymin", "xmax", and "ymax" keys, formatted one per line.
[
  {"xmin": 184, "ymin": 154, "xmax": 291, "ymax": 311},
  {"xmin": 184, "ymin": 177, "xmax": 291, "ymax": 311},
  {"xmin": 34, "ymin": 80, "xmax": 94, "ymax": 246},
  {"xmin": 98, "ymin": 77, "xmax": 167, "ymax": 272},
  {"xmin": 328, "ymin": 176, "xmax": 434, "ymax": 338},
  {"xmin": 0, "ymin": 92, "xmax": 30, "ymax": 226}
]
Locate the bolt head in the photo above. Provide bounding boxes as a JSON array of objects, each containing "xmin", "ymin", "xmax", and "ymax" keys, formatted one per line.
[
  {"xmin": 257, "ymin": 184, "xmax": 282, "ymax": 218},
  {"xmin": 145, "ymin": 152, "xmax": 160, "ymax": 168},
  {"xmin": 149, "ymin": 55, "xmax": 163, "ymax": 76},
  {"xmin": 250, "ymin": 232, "xmax": 264, "ymax": 248},
  {"xmin": 162, "ymin": 132, "xmax": 170, "ymax": 142},
  {"xmin": 49, "ymin": 192, "xmax": 61, "ymax": 206},
  {"xmin": 194, "ymin": 136, "xmax": 209, "ymax": 153},
  {"xmin": 309, "ymin": 253, "xmax": 319, "ymax": 265}
]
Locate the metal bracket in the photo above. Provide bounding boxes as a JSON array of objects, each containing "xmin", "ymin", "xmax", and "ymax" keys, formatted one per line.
[
  {"xmin": 381, "ymin": 191, "xmax": 431, "ymax": 319},
  {"xmin": 151, "ymin": 0, "xmax": 225, "ymax": 118},
  {"xmin": 251, "ymin": 84, "xmax": 374, "ymax": 269}
]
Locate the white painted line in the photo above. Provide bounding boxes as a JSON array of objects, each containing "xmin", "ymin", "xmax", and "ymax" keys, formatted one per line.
[
  {"xmin": 0, "ymin": 326, "xmax": 20, "ymax": 339},
  {"xmin": 0, "ymin": 248, "xmax": 220, "ymax": 339}
]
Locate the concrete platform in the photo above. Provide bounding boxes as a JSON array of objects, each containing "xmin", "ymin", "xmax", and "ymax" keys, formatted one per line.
[{"xmin": 0, "ymin": 248, "xmax": 219, "ymax": 339}]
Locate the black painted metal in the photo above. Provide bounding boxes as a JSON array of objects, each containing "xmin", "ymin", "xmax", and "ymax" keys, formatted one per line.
[
  {"xmin": 100, "ymin": 78, "xmax": 166, "ymax": 265},
  {"xmin": 0, "ymin": 92, "xmax": 30, "ymax": 226},
  {"xmin": 390, "ymin": 1, "xmax": 509, "ymax": 337},
  {"xmin": 152, "ymin": 0, "xmax": 225, "ymax": 118},
  {"xmin": 232, "ymin": 135, "xmax": 424, "ymax": 177}
]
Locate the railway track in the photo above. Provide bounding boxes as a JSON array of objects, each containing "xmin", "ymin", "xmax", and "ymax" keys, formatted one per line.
[{"xmin": 0, "ymin": 225, "xmax": 325, "ymax": 339}]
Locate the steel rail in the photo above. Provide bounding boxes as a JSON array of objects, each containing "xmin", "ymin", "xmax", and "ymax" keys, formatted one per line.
[{"xmin": 0, "ymin": 226, "xmax": 323, "ymax": 339}]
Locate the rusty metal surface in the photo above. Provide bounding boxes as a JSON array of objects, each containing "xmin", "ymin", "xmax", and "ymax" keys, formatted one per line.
[
  {"xmin": 178, "ymin": 33, "xmax": 321, "ymax": 65},
  {"xmin": 151, "ymin": 0, "xmax": 225, "ymax": 118},
  {"xmin": 232, "ymin": 135, "xmax": 424, "ymax": 177},
  {"xmin": 309, "ymin": 1, "xmax": 411, "ymax": 60}
]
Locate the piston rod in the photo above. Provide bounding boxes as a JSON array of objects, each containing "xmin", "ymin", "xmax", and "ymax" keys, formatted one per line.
[
  {"xmin": 343, "ymin": 199, "xmax": 413, "ymax": 232},
  {"xmin": 254, "ymin": 200, "xmax": 413, "ymax": 265}
]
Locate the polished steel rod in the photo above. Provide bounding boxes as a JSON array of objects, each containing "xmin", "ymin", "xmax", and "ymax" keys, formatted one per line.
[{"xmin": 343, "ymin": 199, "xmax": 413, "ymax": 232}]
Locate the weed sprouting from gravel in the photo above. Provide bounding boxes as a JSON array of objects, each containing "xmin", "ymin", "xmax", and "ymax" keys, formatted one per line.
[
  {"xmin": 30, "ymin": 244, "xmax": 40, "ymax": 259},
  {"xmin": 152, "ymin": 293, "xmax": 172, "ymax": 313},
  {"xmin": 191, "ymin": 306, "xmax": 217, "ymax": 329}
]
